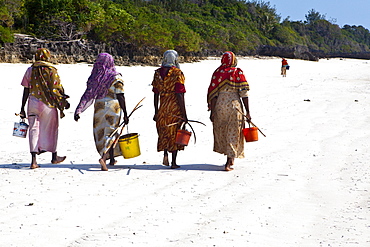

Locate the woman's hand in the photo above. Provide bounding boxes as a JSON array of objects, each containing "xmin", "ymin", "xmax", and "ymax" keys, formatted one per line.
[
  {"xmin": 153, "ymin": 114, "xmax": 158, "ymax": 122},
  {"xmin": 182, "ymin": 114, "xmax": 188, "ymax": 123},
  {"xmin": 124, "ymin": 115, "xmax": 129, "ymax": 125},
  {"xmin": 245, "ymin": 111, "xmax": 251, "ymax": 123},
  {"xmin": 209, "ymin": 112, "xmax": 214, "ymax": 122},
  {"xmin": 74, "ymin": 113, "xmax": 80, "ymax": 122},
  {"xmin": 19, "ymin": 109, "xmax": 26, "ymax": 119}
]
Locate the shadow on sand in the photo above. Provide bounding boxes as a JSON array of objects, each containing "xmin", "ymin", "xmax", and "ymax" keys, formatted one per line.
[{"xmin": 0, "ymin": 162, "xmax": 224, "ymax": 173}]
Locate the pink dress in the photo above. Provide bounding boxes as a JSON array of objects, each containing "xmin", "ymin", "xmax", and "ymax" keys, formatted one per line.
[{"xmin": 21, "ymin": 67, "xmax": 59, "ymax": 153}]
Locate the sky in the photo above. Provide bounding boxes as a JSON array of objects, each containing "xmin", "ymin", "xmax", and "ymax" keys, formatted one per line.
[{"xmin": 266, "ymin": 0, "xmax": 370, "ymax": 30}]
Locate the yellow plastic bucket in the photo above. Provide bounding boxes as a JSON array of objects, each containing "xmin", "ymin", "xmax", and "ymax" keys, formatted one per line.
[{"xmin": 118, "ymin": 133, "xmax": 141, "ymax": 159}]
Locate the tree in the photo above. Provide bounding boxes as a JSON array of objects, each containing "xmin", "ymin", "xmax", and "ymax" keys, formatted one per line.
[
  {"xmin": 24, "ymin": 0, "xmax": 103, "ymax": 40},
  {"xmin": 305, "ymin": 9, "xmax": 325, "ymax": 24}
]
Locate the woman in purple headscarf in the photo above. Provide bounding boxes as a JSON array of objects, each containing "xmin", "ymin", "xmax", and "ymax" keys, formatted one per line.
[{"xmin": 74, "ymin": 53, "xmax": 129, "ymax": 171}]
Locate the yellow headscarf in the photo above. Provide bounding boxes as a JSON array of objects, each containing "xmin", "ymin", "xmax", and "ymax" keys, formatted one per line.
[{"xmin": 29, "ymin": 48, "xmax": 69, "ymax": 118}]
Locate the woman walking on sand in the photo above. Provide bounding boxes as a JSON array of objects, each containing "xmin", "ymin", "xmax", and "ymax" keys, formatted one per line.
[
  {"xmin": 152, "ymin": 50, "xmax": 188, "ymax": 169},
  {"xmin": 19, "ymin": 48, "xmax": 70, "ymax": 169},
  {"xmin": 207, "ymin": 51, "xmax": 251, "ymax": 171},
  {"xmin": 74, "ymin": 53, "xmax": 129, "ymax": 171},
  {"xmin": 281, "ymin": 58, "xmax": 289, "ymax": 77}
]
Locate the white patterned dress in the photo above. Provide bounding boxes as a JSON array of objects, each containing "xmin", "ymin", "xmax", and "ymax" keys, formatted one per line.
[{"xmin": 93, "ymin": 75, "xmax": 124, "ymax": 158}]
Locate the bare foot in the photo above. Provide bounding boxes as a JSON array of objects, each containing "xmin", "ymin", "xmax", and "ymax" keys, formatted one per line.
[
  {"xmin": 224, "ymin": 164, "xmax": 234, "ymax": 171},
  {"xmin": 51, "ymin": 156, "xmax": 66, "ymax": 164},
  {"xmin": 109, "ymin": 159, "xmax": 117, "ymax": 166},
  {"xmin": 163, "ymin": 155, "xmax": 169, "ymax": 166},
  {"xmin": 170, "ymin": 163, "xmax": 180, "ymax": 169},
  {"xmin": 30, "ymin": 163, "xmax": 39, "ymax": 169},
  {"xmin": 99, "ymin": 158, "xmax": 108, "ymax": 171}
]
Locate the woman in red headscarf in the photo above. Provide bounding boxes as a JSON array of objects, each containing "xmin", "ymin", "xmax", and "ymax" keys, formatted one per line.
[
  {"xmin": 281, "ymin": 58, "xmax": 288, "ymax": 77},
  {"xmin": 207, "ymin": 51, "xmax": 251, "ymax": 171}
]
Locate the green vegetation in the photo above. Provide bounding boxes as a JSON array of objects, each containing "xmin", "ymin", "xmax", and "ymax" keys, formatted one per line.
[{"xmin": 1, "ymin": 0, "xmax": 370, "ymax": 55}]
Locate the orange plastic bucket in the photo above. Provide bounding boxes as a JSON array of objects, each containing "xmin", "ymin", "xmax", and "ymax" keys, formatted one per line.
[
  {"xmin": 243, "ymin": 127, "xmax": 258, "ymax": 142},
  {"xmin": 175, "ymin": 129, "xmax": 191, "ymax": 146}
]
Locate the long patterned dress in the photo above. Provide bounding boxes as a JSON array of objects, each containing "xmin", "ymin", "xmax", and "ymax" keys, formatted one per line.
[
  {"xmin": 93, "ymin": 75, "xmax": 125, "ymax": 158},
  {"xmin": 213, "ymin": 84, "xmax": 248, "ymax": 158},
  {"xmin": 152, "ymin": 67, "xmax": 185, "ymax": 152}
]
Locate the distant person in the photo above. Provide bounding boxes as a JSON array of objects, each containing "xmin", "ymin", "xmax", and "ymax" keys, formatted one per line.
[
  {"xmin": 152, "ymin": 50, "xmax": 188, "ymax": 169},
  {"xmin": 281, "ymin": 58, "xmax": 289, "ymax": 77},
  {"xmin": 74, "ymin": 53, "xmax": 129, "ymax": 171},
  {"xmin": 19, "ymin": 48, "xmax": 70, "ymax": 169},
  {"xmin": 207, "ymin": 51, "xmax": 251, "ymax": 171}
]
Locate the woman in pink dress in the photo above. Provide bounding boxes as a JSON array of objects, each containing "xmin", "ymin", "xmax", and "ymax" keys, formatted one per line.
[{"xmin": 20, "ymin": 48, "xmax": 70, "ymax": 169}]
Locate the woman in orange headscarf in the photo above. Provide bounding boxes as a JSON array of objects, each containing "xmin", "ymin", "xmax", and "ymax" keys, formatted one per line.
[
  {"xmin": 20, "ymin": 48, "xmax": 70, "ymax": 169},
  {"xmin": 207, "ymin": 51, "xmax": 251, "ymax": 171}
]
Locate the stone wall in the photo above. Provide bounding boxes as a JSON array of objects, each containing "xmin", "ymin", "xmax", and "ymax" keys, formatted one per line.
[
  {"xmin": 0, "ymin": 34, "xmax": 201, "ymax": 65},
  {"xmin": 4, "ymin": 34, "xmax": 369, "ymax": 65}
]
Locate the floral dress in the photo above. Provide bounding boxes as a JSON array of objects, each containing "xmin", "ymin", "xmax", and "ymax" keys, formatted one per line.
[{"xmin": 213, "ymin": 84, "xmax": 249, "ymax": 158}]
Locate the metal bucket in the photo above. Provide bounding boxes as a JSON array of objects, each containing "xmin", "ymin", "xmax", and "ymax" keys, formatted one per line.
[{"xmin": 13, "ymin": 120, "xmax": 28, "ymax": 138}]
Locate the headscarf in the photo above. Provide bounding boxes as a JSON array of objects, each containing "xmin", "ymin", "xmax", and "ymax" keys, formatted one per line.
[
  {"xmin": 207, "ymin": 51, "xmax": 249, "ymax": 104},
  {"xmin": 29, "ymin": 48, "xmax": 69, "ymax": 118},
  {"xmin": 75, "ymin": 53, "xmax": 120, "ymax": 114},
  {"xmin": 161, "ymin": 50, "xmax": 180, "ymax": 69},
  {"xmin": 35, "ymin": 48, "xmax": 51, "ymax": 61}
]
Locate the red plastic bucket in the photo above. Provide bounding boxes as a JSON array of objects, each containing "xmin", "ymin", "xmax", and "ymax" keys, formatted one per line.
[
  {"xmin": 243, "ymin": 127, "xmax": 258, "ymax": 142},
  {"xmin": 175, "ymin": 129, "xmax": 191, "ymax": 146}
]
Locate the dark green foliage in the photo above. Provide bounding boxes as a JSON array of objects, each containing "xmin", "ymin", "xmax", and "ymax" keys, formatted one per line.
[
  {"xmin": 2, "ymin": 0, "xmax": 370, "ymax": 54},
  {"xmin": 0, "ymin": 26, "xmax": 14, "ymax": 44}
]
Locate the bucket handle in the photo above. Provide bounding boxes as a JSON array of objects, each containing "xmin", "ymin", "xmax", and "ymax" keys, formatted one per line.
[
  {"xmin": 180, "ymin": 121, "xmax": 197, "ymax": 144},
  {"xmin": 232, "ymin": 105, "xmax": 266, "ymax": 137}
]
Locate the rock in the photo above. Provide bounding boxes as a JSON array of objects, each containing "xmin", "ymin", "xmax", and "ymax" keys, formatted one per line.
[{"xmin": 257, "ymin": 45, "xmax": 319, "ymax": 61}]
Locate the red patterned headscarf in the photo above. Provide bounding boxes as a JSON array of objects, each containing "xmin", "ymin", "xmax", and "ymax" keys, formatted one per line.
[{"xmin": 207, "ymin": 51, "xmax": 249, "ymax": 104}]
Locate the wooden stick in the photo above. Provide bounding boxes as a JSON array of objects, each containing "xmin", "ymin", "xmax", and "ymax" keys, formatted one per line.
[
  {"xmin": 108, "ymin": 97, "xmax": 145, "ymax": 138},
  {"xmin": 15, "ymin": 113, "xmax": 27, "ymax": 119},
  {"xmin": 233, "ymin": 106, "xmax": 266, "ymax": 137}
]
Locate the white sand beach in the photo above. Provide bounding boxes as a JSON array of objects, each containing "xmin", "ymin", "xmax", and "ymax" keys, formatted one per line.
[{"xmin": 0, "ymin": 57, "xmax": 369, "ymax": 246}]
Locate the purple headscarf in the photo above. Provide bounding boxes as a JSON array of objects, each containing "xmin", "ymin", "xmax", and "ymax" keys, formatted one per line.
[{"xmin": 75, "ymin": 53, "xmax": 120, "ymax": 114}]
